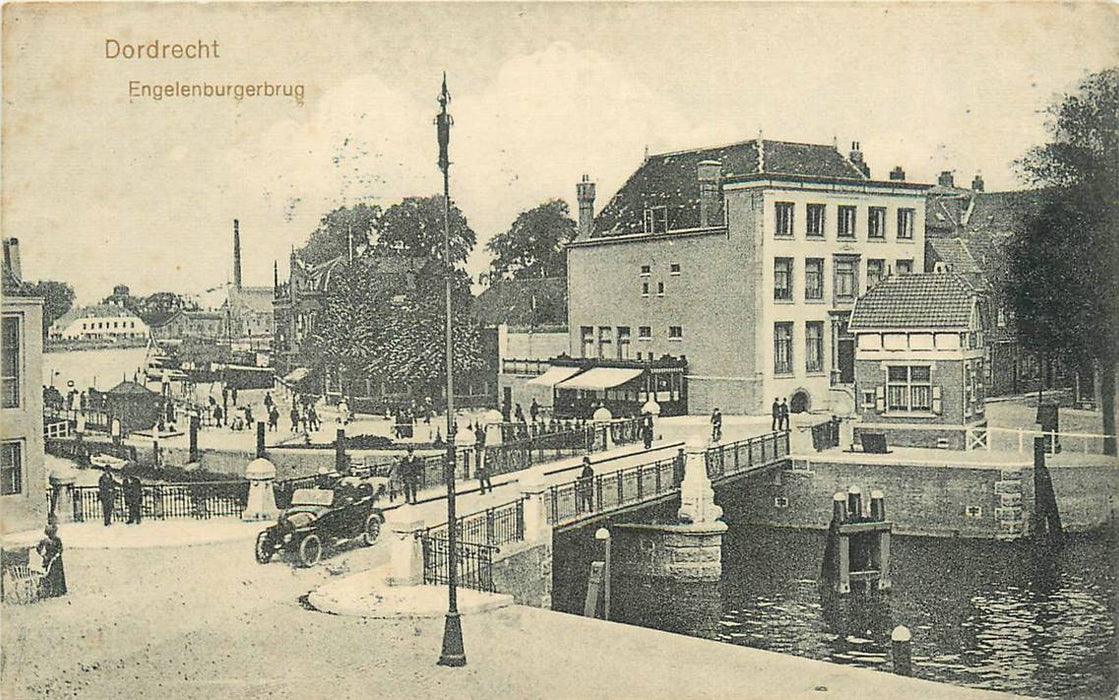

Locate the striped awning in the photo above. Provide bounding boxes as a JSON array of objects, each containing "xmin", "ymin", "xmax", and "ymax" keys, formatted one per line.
[{"xmin": 526, "ymin": 365, "xmax": 581, "ymax": 388}]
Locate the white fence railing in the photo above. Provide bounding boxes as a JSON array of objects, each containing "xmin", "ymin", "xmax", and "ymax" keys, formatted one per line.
[{"xmin": 977, "ymin": 425, "xmax": 1116, "ymax": 455}]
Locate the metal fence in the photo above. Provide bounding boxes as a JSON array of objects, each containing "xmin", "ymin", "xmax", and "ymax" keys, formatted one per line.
[
  {"xmin": 45, "ymin": 438, "xmax": 138, "ymax": 464},
  {"xmin": 704, "ymin": 431, "xmax": 790, "ymax": 482},
  {"xmin": 420, "ymin": 535, "xmax": 497, "ymax": 593},
  {"xmin": 546, "ymin": 454, "xmax": 683, "ymax": 527},
  {"xmin": 424, "ymin": 499, "xmax": 525, "ymax": 549},
  {"xmin": 53, "ymin": 481, "xmax": 248, "ymax": 522}
]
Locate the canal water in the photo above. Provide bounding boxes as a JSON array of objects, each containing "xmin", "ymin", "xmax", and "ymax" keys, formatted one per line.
[
  {"xmin": 554, "ymin": 522, "xmax": 1117, "ymax": 698},
  {"xmin": 43, "ymin": 346, "xmax": 150, "ymax": 392}
]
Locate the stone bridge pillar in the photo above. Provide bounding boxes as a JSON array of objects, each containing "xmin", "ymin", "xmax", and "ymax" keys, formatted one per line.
[
  {"xmin": 518, "ymin": 465, "xmax": 554, "ymax": 607},
  {"xmin": 385, "ymin": 507, "xmax": 425, "ymax": 587},
  {"xmin": 593, "ymin": 406, "xmax": 614, "ymax": 450}
]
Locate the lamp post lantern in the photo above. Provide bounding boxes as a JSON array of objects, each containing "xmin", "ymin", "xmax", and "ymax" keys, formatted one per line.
[{"xmin": 435, "ymin": 73, "xmax": 466, "ymax": 668}]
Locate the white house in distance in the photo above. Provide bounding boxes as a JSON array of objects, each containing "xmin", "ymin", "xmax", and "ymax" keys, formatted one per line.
[{"xmin": 49, "ymin": 304, "xmax": 149, "ymax": 342}]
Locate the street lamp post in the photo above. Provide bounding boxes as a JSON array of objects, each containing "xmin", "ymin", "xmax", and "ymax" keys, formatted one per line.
[
  {"xmin": 595, "ymin": 527, "xmax": 612, "ymax": 621},
  {"xmin": 435, "ymin": 73, "xmax": 466, "ymax": 668}
]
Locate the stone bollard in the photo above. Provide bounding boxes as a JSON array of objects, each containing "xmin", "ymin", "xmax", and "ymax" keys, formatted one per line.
[
  {"xmin": 385, "ymin": 507, "xmax": 426, "ymax": 586},
  {"xmin": 593, "ymin": 406, "xmax": 614, "ymax": 450},
  {"xmin": 242, "ymin": 457, "xmax": 280, "ymax": 521},
  {"xmin": 678, "ymin": 433, "xmax": 724, "ymax": 525},
  {"xmin": 891, "ymin": 625, "xmax": 912, "ymax": 676}
]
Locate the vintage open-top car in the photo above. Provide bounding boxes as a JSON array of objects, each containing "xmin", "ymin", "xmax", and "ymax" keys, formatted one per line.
[{"xmin": 255, "ymin": 476, "xmax": 388, "ymax": 567}]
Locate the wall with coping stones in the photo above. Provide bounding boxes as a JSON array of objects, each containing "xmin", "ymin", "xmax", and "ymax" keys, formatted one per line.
[{"xmin": 721, "ymin": 457, "xmax": 1117, "ymax": 538}]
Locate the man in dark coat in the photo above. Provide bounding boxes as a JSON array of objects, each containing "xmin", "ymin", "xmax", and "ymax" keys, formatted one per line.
[
  {"xmin": 400, "ymin": 446, "xmax": 420, "ymax": 504},
  {"xmin": 642, "ymin": 413, "xmax": 654, "ymax": 450},
  {"xmin": 124, "ymin": 474, "xmax": 143, "ymax": 524},
  {"xmin": 97, "ymin": 468, "xmax": 117, "ymax": 526},
  {"xmin": 779, "ymin": 398, "xmax": 790, "ymax": 431},
  {"xmin": 772, "ymin": 398, "xmax": 781, "ymax": 431},
  {"xmin": 577, "ymin": 457, "xmax": 595, "ymax": 513}
]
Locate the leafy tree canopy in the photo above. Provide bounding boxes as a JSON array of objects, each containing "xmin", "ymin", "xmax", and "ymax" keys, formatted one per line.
[
  {"xmin": 299, "ymin": 203, "xmax": 382, "ymax": 266},
  {"xmin": 135, "ymin": 292, "xmax": 200, "ymax": 326},
  {"xmin": 22, "ymin": 280, "xmax": 75, "ymax": 338},
  {"xmin": 375, "ymin": 195, "xmax": 475, "ymax": 266},
  {"xmin": 485, "ymin": 199, "xmax": 576, "ymax": 282}
]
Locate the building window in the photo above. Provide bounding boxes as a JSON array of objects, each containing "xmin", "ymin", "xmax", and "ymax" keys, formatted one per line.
[
  {"xmin": 657, "ymin": 281, "xmax": 665, "ymax": 296},
  {"xmin": 642, "ymin": 282, "xmax": 649, "ymax": 297},
  {"xmin": 834, "ymin": 258, "xmax": 858, "ymax": 300},
  {"xmin": 670, "ymin": 263, "xmax": 681, "ymax": 275},
  {"xmin": 887, "ymin": 365, "xmax": 932, "ymax": 411},
  {"xmin": 896, "ymin": 259, "xmax": 913, "ymax": 275},
  {"xmin": 668, "ymin": 326, "xmax": 683, "ymax": 340},
  {"xmin": 1, "ymin": 441, "xmax": 21, "ymax": 495},
  {"xmin": 806, "ymin": 204, "xmax": 826, "ymax": 238},
  {"xmin": 598, "ymin": 327, "xmax": 613, "ymax": 359},
  {"xmin": 617, "ymin": 327, "xmax": 631, "ymax": 359},
  {"xmin": 897, "ymin": 208, "xmax": 915, "ymax": 240},
  {"xmin": 806, "ymin": 321, "xmax": 824, "ymax": 373},
  {"xmin": 774, "ymin": 258, "xmax": 793, "ymax": 301},
  {"xmin": 638, "ymin": 326, "xmax": 652, "ymax": 341},
  {"xmin": 868, "ymin": 207, "xmax": 886, "ymax": 239},
  {"xmin": 580, "ymin": 326, "xmax": 594, "ymax": 358},
  {"xmin": 775, "ymin": 202, "xmax": 795, "ymax": 237},
  {"xmin": 838, "ymin": 206, "xmax": 856, "ymax": 238},
  {"xmin": 997, "ymin": 307, "xmax": 1007, "ymax": 328},
  {"xmin": 774, "ymin": 322, "xmax": 793, "ymax": 375},
  {"xmin": 640, "ymin": 265, "xmax": 651, "ymax": 276},
  {"xmin": 1, "ymin": 316, "xmax": 20, "ymax": 409},
  {"xmin": 867, "ymin": 259, "xmax": 885, "ymax": 289},
  {"xmin": 644, "ymin": 207, "xmax": 669, "ymax": 234},
  {"xmin": 805, "ymin": 258, "xmax": 824, "ymax": 300}
]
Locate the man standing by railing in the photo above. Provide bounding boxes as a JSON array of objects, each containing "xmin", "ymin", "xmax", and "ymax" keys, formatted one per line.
[
  {"xmin": 400, "ymin": 446, "xmax": 420, "ymax": 504},
  {"xmin": 578, "ymin": 457, "xmax": 595, "ymax": 513},
  {"xmin": 98, "ymin": 468, "xmax": 117, "ymax": 526}
]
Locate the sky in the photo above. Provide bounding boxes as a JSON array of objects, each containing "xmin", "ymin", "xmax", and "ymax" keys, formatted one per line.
[{"xmin": 3, "ymin": 2, "xmax": 1117, "ymax": 305}]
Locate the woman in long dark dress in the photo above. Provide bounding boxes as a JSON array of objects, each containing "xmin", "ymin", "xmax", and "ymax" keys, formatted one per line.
[{"xmin": 35, "ymin": 524, "xmax": 67, "ymax": 598}]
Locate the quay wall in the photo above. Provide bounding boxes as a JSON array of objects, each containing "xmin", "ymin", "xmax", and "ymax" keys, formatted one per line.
[
  {"xmin": 491, "ymin": 540, "xmax": 552, "ymax": 609},
  {"xmin": 722, "ymin": 455, "xmax": 1117, "ymax": 538}
]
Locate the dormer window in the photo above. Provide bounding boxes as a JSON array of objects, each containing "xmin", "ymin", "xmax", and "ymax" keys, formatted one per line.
[{"xmin": 643, "ymin": 206, "xmax": 668, "ymax": 234}]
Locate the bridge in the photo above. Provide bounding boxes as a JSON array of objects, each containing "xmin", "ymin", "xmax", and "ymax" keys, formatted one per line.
[{"xmin": 418, "ymin": 430, "xmax": 791, "ymax": 591}]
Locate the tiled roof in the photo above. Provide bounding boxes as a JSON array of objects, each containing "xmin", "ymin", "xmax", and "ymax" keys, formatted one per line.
[
  {"xmin": 594, "ymin": 139, "xmax": 867, "ymax": 237},
  {"xmin": 300, "ymin": 254, "xmax": 427, "ymax": 293},
  {"xmin": 474, "ymin": 277, "xmax": 567, "ymax": 328},
  {"xmin": 51, "ymin": 304, "xmax": 141, "ymax": 330},
  {"xmin": 229, "ymin": 286, "xmax": 273, "ymax": 313},
  {"xmin": 849, "ymin": 273, "xmax": 977, "ymax": 330},
  {"xmin": 928, "ymin": 238, "xmax": 982, "ymax": 275}
]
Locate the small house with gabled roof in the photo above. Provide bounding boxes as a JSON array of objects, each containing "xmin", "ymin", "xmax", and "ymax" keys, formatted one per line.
[{"xmin": 849, "ymin": 272, "xmax": 986, "ymax": 449}]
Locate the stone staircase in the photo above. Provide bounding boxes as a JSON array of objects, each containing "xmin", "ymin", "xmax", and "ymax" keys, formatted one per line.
[{"xmin": 993, "ymin": 467, "xmax": 1027, "ymax": 540}]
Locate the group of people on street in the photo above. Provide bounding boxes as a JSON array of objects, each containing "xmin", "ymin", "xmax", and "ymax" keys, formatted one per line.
[
  {"xmin": 97, "ymin": 467, "xmax": 144, "ymax": 525},
  {"xmin": 290, "ymin": 394, "xmax": 322, "ymax": 434},
  {"xmin": 771, "ymin": 398, "xmax": 791, "ymax": 431}
]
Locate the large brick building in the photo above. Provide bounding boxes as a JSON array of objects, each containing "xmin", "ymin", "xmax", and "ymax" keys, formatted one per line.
[{"xmin": 567, "ymin": 137, "xmax": 931, "ymax": 415}]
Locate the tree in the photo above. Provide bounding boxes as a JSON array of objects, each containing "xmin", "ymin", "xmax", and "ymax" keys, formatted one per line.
[
  {"xmin": 304, "ymin": 253, "xmax": 483, "ymax": 399},
  {"xmin": 135, "ymin": 292, "xmax": 200, "ymax": 326},
  {"xmin": 299, "ymin": 203, "xmax": 382, "ymax": 266},
  {"xmin": 22, "ymin": 281, "xmax": 75, "ymax": 339},
  {"xmin": 1011, "ymin": 68, "xmax": 1119, "ymax": 454},
  {"xmin": 375, "ymin": 195, "xmax": 475, "ymax": 266},
  {"xmin": 486, "ymin": 199, "xmax": 577, "ymax": 280}
]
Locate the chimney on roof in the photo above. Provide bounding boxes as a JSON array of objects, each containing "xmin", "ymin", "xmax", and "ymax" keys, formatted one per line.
[
  {"xmin": 971, "ymin": 173, "xmax": 985, "ymax": 192},
  {"xmin": 273, "ymin": 260, "xmax": 279, "ymax": 292},
  {"xmin": 576, "ymin": 175, "xmax": 596, "ymax": 239},
  {"xmin": 938, "ymin": 171, "xmax": 955, "ymax": 188},
  {"xmin": 2, "ymin": 238, "xmax": 21, "ymax": 283},
  {"xmin": 697, "ymin": 160, "xmax": 724, "ymax": 228},
  {"xmin": 849, "ymin": 141, "xmax": 870, "ymax": 178},
  {"xmin": 233, "ymin": 219, "xmax": 242, "ymax": 290},
  {"xmin": 889, "ymin": 166, "xmax": 906, "ymax": 181}
]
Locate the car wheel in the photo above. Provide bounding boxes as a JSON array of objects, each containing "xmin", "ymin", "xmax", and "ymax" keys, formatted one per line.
[
  {"xmin": 298, "ymin": 533, "xmax": 322, "ymax": 567},
  {"xmin": 255, "ymin": 531, "xmax": 274, "ymax": 564},
  {"xmin": 363, "ymin": 513, "xmax": 383, "ymax": 546}
]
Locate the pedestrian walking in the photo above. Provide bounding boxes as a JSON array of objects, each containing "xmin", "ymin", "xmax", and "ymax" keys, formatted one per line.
[
  {"xmin": 35, "ymin": 524, "xmax": 67, "ymax": 599},
  {"xmin": 214, "ymin": 404, "xmax": 224, "ymax": 428},
  {"xmin": 308, "ymin": 404, "xmax": 320, "ymax": 432},
  {"xmin": 642, "ymin": 413, "xmax": 654, "ymax": 450},
  {"xmin": 268, "ymin": 405, "xmax": 280, "ymax": 432},
  {"xmin": 475, "ymin": 424, "xmax": 493, "ymax": 494},
  {"xmin": 779, "ymin": 398, "xmax": 790, "ymax": 431},
  {"xmin": 230, "ymin": 387, "xmax": 238, "ymax": 405},
  {"xmin": 771, "ymin": 398, "xmax": 781, "ymax": 431},
  {"xmin": 400, "ymin": 446, "xmax": 420, "ymax": 504},
  {"xmin": 97, "ymin": 468, "xmax": 117, "ymax": 526},
  {"xmin": 124, "ymin": 473, "xmax": 143, "ymax": 524},
  {"xmin": 577, "ymin": 457, "xmax": 595, "ymax": 513},
  {"xmin": 264, "ymin": 392, "xmax": 274, "ymax": 411},
  {"xmin": 530, "ymin": 398, "xmax": 540, "ymax": 423},
  {"xmin": 711, "ymin": 407, "xmax": 723, "ymax": 443}
]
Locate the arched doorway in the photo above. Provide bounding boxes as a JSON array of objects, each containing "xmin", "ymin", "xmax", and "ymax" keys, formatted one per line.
[{"xmin": 789, "ymin": 390, "xmax": 811, "ymax": 414}]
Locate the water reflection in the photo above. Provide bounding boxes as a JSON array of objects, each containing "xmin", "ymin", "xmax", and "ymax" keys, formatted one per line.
[{"xmin": 553, "ymin": 522, "xmax": 1116, "ymax": 697}]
